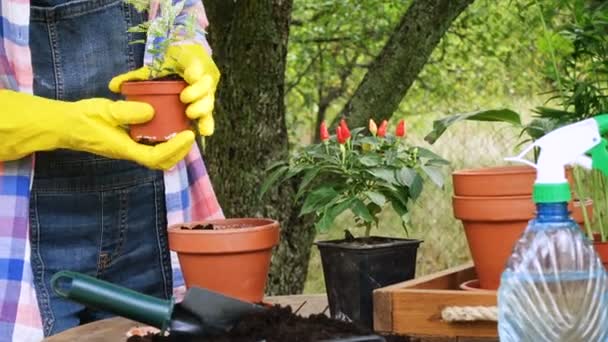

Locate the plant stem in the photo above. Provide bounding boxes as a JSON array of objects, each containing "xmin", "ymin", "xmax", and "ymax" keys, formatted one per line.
[
  {"xmin": 364, "ymin": 223, "xmax": 372, "ymax": 238},
  {"xmin": 573, "ymin": 167, "xmax": 594, "ymax": 239},
  {"xmin": 535, "ymin": 0, "xmax": 567, "ymax": 102},
  {"xmin": 596, "ymin": 171, "xmax": 608, "ymax": 242},
  {"xmin": 593, "ymin": 170, "xmax": 605, "ymax": 241}
]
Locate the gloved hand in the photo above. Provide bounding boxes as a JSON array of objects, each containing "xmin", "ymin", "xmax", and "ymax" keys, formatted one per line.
[
  {"xmin": 109, "ymin": 44, "xmax": 220, "ymax": 136},
  {"xmin": 0, "ymin": 90, "xmax": 195, "ymax": 170}
]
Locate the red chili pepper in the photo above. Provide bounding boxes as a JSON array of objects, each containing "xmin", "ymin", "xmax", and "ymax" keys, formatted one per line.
[
  {"xmin": 377, "ymin": 120, "xmax": 388, "ymax": 137},
  {"xmin": 369, "ymin": 119, "xmax": 378, "ymax": 136},
  {"xmin": 339, "ymin": 118, "xmax": 351, "ymax": 140},
  {"xmin": 395, "ymin": 119, "xmax": 406, "ymax": 137},
  {"xmin": 336, "ymin": 126, "xmax": 347, "ymax": 144},
  {"xmin": 320, "ymin": 121, "xmax": 330, "ymax": 142}
]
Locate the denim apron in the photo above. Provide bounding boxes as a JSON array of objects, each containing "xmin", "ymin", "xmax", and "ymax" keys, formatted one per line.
[{"xmin": 29, "ymin": 0, "xmax": 173, "ymax": 336}]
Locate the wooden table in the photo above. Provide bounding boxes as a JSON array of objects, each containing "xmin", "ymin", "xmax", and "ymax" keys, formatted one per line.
[
  {"xmin": 44, "ymin": 293, "xmax": 497, "ymax": 342},
  {"xmin": 44, "ymin": 294, "xmax": 328, "ymax": 342}
]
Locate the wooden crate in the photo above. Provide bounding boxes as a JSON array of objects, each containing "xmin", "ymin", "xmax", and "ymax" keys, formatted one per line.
[{"xmin": 373, "ymin": 263, "xmax": 497, "ymax": 341}]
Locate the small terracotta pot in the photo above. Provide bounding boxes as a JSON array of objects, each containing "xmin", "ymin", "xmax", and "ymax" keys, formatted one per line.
[
  {"xmin": 453, "ymin": 165, "xmax": 590, "ymax": 290},
  {"xmin": 121, "ymin": 80, "xmax": 191, "ymax": 143},
  {"xmin": 593, "ymin": 235, "xmax": 608, "ymax": 269},
  {"xmin": 168, "ymin": 218, "xmax": 280, "ymax": 303}
]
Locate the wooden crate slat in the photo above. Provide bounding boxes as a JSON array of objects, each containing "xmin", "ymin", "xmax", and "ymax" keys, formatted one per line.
[
  {"xmin": 373, "ymin": 263, "xmax": 498, "ymax": 339},
  {"xmin": 390, "ymin": 290, "xmax": 496, "ymax": 337},
  {"xmin": 373, "ymin": 288, "xmax": 393, "ymax": 331},
  {"xmin": 376, "ymin": 263, "xmax": 475, "ymax": 292}
]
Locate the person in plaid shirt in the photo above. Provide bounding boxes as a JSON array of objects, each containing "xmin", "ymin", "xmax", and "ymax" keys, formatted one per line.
[{"xmin": 0, "ymin": 0, "xmax": 223, "ymax": 340}]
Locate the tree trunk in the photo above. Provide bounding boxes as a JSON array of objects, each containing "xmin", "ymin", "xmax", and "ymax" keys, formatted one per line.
[
  {"xmin": 341, "ymin": 0, "xmax": 475, "ymax": 127},
  {"xmin": 204, "ymin": 1, "xmax": 315, "ymax": 295}
]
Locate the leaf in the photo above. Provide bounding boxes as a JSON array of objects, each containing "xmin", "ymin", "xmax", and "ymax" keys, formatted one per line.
[
  {"xmin": 295, "ymin": 167, "xmax": 322, "ymax": 199},
  {"xmin": 265, "ymin": 160, "xmax": 289, "ymax": 173},
  {"xmin": 417, "ymin": 147, "xmax": 450, "ymax": 165},
  {"xmin": 259, "ymin": 166, "xmax": 288, "ymax": 198},
  {"xmin": 315, "ymin": 198, "xmax": 355, "ymax": 232},
  {"xmin": 390, "ymin": 197, "xmax": 410, "ymax": 231},
  {"xmin": 350, "ymin": 198, "xmax": 375, "ymax": 223},
  {"xmin": 523, "ymin": 117, "xmax": 560, "ymax": 140},
  {"xmin": 359, "ymin": 155, "xmax": 382, "ymax": 167},
  {"xmin": 410, "ymin": 174, "xmax": 424, "ymax": 200},
  {"xmin": 532, "ymin": 106, "xmax": 575, "ymax": 120},
  {"xmin": 366, "ymin": 168, "xmax": 398, "ymax": 185},
  {"xmin": 285, "ymin": 164, "xmax": 310, "ymax": 179},
  {"xmin": 422, "ymin": 165, "xmax": 445, "ymax": 187},
  {"xmin": 367, "ymin": 202, "xmax": 383, "ymax": 221},
  {"xmin": 396, "ymin": 168, "xmax": 417, "ymax": 187},
  {"xmin": 365, "ymin": 191, "xmax": 386, "ymax": 206},
  {"xmin": 301, "ymin": 187, "xmax": 339, "ymax": 216},
  {"xmin": 424, "ymin": 109, "xmax": 522, "ymax": 144}
]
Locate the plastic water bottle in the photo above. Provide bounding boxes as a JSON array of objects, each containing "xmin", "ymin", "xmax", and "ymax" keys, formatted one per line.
[
  {"xmin": 498, "ymin": 116, "xmax": 608, "ymax": 341},
  {"xmin": 498, "ymin": 202, "xmax": 608, "ymax": 341}
]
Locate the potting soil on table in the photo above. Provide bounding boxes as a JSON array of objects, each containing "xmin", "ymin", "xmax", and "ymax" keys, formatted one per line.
[{"xmin": 125, "ymin": 304, "xmax": 408, "ymax": 342}]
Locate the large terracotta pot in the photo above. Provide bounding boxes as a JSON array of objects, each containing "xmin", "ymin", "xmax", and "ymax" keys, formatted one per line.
[
  {"xmin": 452, "ymin": 165, "xmax": 590, "ymax": 290},
  {"xmin": 168, "ymin": 218, "xmax": 280, "ymax": 303},
  {"xmin": 121, "ymin": 80, "xmax": 191, "ymax": 144}
]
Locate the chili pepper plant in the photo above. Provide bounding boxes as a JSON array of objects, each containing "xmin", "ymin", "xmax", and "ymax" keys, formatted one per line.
[
  {"xmin": 261, "ymin": 118, "xmax": 448, "ymax": 237},
  {"xmin": 261, "ymin": 118, "xmax": 447, "ymax": 328}
]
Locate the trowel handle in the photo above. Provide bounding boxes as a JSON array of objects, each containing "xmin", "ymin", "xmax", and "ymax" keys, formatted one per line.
[{"xmin": 51, "ymin": 271, "xmax": 174, "ymax": 331}]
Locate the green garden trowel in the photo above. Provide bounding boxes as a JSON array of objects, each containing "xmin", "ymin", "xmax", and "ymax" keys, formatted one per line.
[{"xmin": 51, "ymin": 271, "xmax": 264, "ymax": 338}]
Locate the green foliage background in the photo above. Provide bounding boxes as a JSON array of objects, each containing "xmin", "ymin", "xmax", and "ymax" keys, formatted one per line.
[{"xmin": 283, "ymin": 0, "xmax": 577, "ymax": 292}]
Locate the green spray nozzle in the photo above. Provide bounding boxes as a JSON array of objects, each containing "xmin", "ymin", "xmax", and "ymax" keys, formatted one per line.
[
  {"xmin": 589, "ymin": 138, "xmax": 608, "ymax": 177},
  {"xmin": 590, "ymin": 115, "xmax": 608, "ymax": 177},
  {"xmin": 506, "ymin": 115, "xmax": 608, "ymax": 203},
  {"xmin": 595, "ymin": 115, "xmax": 608, "ymax": 134}
]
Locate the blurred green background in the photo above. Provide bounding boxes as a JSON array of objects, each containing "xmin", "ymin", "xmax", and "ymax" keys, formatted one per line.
[{"xmin": 282, "ymin": 0, "xmax": 563, "ymax": 293}]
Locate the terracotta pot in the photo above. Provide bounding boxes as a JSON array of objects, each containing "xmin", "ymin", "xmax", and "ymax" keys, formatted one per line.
[
  {"xmin": 121, "ymin": 80, "xmax": 191, "ymax": 143},
  {"xmin": 453, "ymin": 165, "xmax": 590, "ymax": 290},
  {"xmin": 593, "ymin": 235, "xmax": 608, "ymax": 269},
  {"xmin": 459, "ymin": 279, "xmax": 496, "ymax": 294},
  {"xmin": 453, "ymin": 165, "xmax": 576, "ymax": 197},
  {"xmin": 168, "ymin": 218, "xmax": 280, "ymax": 303}
]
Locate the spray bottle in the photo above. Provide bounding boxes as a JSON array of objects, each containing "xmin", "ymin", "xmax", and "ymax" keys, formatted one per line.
[{"xmin": 498, "ymin": 115, "xmax": 608, "ymax": 341}]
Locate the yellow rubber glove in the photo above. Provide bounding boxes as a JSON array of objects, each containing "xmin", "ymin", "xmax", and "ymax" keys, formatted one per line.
[
  {"xmin": 0, "ymin": 90, "xmax": 195, "ymax": 170},
  {"xmin": 109, "ymin": 44, "xmax": 220, "ymax": 136}
]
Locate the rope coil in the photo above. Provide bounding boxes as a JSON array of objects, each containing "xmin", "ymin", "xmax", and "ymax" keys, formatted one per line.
[{"xmin": 441, "ymin": 306, "xmax": 498, "ymax": 322}]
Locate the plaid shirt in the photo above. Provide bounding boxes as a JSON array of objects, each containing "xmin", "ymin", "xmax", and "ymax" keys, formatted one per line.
[{"xmin": 0, "ymin": 1, "xmax": 223, "ymax": 341}]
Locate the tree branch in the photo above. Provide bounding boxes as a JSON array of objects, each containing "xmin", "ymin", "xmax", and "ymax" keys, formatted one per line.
[{"xmin": 339, "ymin": 0, "xmax": 476, "ymax": 127}]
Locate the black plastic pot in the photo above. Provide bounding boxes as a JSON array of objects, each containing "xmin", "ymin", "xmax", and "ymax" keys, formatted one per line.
[{"xmin": 316, "ymin": 236, "xmax": 422, "ymax": 329}]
